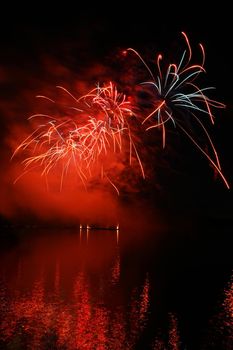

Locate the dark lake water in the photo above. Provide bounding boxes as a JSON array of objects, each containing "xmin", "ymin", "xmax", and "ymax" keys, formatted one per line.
[{"xmin": 0, "ymin": 221, "xmax": 232, "ymax": 349}]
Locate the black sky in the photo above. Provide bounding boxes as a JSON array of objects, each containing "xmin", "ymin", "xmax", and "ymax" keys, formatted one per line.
[
  {"xmin": 1, "ymin": 4, "xmax": 231, "ymax": 78},
  {"xmin": 0, "ymin": 4, "xmax": 231, "ymax": 106}
]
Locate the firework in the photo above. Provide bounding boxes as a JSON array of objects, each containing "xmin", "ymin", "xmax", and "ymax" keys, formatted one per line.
[
  {"xmin": 12, "ymin": 82, "xmax": 145, "ymax": 193},
  {"xmin": 126, "ymin": 32, "xmax": 230, "ymax": 189},
  {"xmin": 11, "ymin": 34, "xmax": 229, "ymax": 193}
]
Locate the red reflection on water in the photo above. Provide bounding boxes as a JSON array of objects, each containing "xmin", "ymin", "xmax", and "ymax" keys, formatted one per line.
[
  {"xmin": 168, "ymin": 313, "xmax": 181, "ymax": 350},
  {"xmin": 200, "ymin": 274, "xmax": 233, "ymax": 349},
  {"xmin": 128, "ymin": 276, "xmax": 150, "ymax": 347},
  {"xmin": 214, "ymin": 274, "xmax": 233, "ymax": 348},
  {"xmin": 73, "ymin": 273, "xmax": 109, "ymax": 349},
  {"xmin": 223, "ymin": 275, "xmax": 233, "ymax": 327},
  {"xmin": 139, "ymin": 275, "xmax": 150, "ymax": 322},
  {"xmin": 111, "ymin": 248, "xmax": 120, "ymax": 285},
  {"xmin": 153, "ymin": 337, "xmax": 166, "ymax": 350},
  {"xmin": 0, "ymin": 230, "xmax": 151, "ymax": 349},
  {"xmin": 152, "ymin": 313, "xmax": 180, "ymax": 350}
]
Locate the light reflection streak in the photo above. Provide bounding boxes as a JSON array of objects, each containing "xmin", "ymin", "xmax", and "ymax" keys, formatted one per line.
[{"xmin": 202, "ymin": 273, "xmax": 233, "ymax": 349}]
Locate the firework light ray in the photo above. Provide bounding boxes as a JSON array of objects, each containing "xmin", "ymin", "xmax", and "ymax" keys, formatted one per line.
[{"xmin": 126, "ymin": 32, "xmax": 230, "ymax": 189}]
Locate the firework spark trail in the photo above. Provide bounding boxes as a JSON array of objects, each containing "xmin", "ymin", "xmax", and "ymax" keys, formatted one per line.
[
  {"xmin": 127, "ymin": 32, "xmax": 230, "ymax": 189},
  {"xmin": 12, "ymin": 83, "xmax": 144, "ymax": 193}
]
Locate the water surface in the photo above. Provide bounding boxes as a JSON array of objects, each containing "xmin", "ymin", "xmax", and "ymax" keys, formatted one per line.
[{"xmin": 0, "ymin": 225, "xmax": 232, "ymax": 349}]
